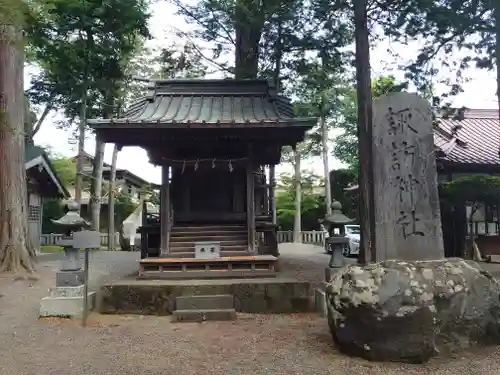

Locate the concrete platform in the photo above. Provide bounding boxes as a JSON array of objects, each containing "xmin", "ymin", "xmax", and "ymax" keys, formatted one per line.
[
  {"xmin": 99, "ymin": 276, "xmax": 313, "ymax": 315},
  {"xmin": 40, "ymin": 291, "xmax": 96, "ymax": 318},
  {"xmin": 175, "ymin": 294, "xmax": 234, "ymax": 310}
]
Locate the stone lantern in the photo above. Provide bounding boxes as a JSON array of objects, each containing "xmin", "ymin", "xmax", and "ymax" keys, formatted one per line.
[
  {"xmin": 51, "ymin": 200, "xmax": 90, "ymax": 285},
  {"xmin": 40, "ymin": 200, "xmax": 95, "ymax": 318},
  {"xmin": 322, "ymin": 200, "xmax": 355, "ymax": 269}
]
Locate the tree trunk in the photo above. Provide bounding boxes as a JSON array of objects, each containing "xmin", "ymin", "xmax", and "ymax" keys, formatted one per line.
[
  {"xmin": 31, "ymin": 101, "xmax": 53, "ymax": 138},
  {"xmin": 0, "ymin": 25, "xmax": 35, "ymax": 273},
  {"xmin": 90, "ymin": 135, "xmax": 105, "ymax": 231},
  {"xmin": 293, "ymin": 149, "xmax": 302, "ymax": 243},
  {"xmin": 495, "ymin": 2, "xmax": 500, "ymax": 161},
  {"xmin": 74, "ymin": 96, "xmax": 86, "ymax": 205},
  {"xmin": 108, "ymin": 144, "xmax": 119, "ymax": 250},
  {"xmin": 321, "ymin": 115, "xmax": 332, "ymax": 215},
  {"xmin": 234, "ymin": 0, "xmax": 263, "ymax": 79},
  {"xmin": 354, "ymin": 0, "xmax": 375, "ymax": 264}
]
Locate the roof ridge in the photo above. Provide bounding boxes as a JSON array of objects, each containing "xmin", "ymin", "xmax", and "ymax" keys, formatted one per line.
[{"xmin": 437, "ymin": 108, "xmax": 498, "ymax": 119}]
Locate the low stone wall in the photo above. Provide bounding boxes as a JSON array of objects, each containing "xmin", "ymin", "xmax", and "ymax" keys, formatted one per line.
[{"xmin": 99, "ymin": 278, "xmax": 314, "ymax": 315}]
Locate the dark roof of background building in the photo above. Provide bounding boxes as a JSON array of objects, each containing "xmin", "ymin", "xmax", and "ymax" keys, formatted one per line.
[
  {"xmin": 87, "ymin": 79, "xmax": 317, "ymax": 128},
  {"xmin": 25, "ymin": 144, "xmax": 70, "ymax": 198},
  {"xmin": 73, "ymin": 152, "xmax": 151, "ymax": 187},
  {"xmin": 435, "ymin": 109, "xmax": 499, "ymax": 165}
]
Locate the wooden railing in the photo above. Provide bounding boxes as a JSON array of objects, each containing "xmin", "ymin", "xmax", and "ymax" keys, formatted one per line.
[
  {"xmin": 41, "ymin": 232, "xmax": 119, "ymax": 247},
  {"xmin": 277, "ymin": 231, "xmax": 326, "ymax": 246},
  {"xmin": 42, "ymin": 230, "xmax": 326, "ymax": 248}
]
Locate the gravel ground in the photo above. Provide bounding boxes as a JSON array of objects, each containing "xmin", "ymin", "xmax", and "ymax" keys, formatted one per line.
[{"xmin": 0, "ymin": 247, "xmax": 500, "ymax": 375}]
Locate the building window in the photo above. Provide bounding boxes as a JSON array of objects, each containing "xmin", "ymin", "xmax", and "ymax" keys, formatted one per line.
[
  {"xmin": 486, "ymin": 204, "xmax": 499, "ymax": 222},
  {"xmin": 127, "ymin": 185, "xmax": 133, "ymax": 195}
]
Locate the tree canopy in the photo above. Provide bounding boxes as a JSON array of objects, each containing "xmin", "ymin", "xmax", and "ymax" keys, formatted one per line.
[
  {"xmin": 333, "ymin": 75, "xmax": 409, "ymax": 171},
  {"xmin": 25, "ymin": 0, "xmax": 151, "ymax": 125}
]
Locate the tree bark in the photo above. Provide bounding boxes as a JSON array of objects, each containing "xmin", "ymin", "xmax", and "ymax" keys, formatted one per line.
[
  {"xmin": 0, "ymin": 25, "xmax": 36, "ymax": 273},
  {"xmin": 31, "ymin": 101, "xmax": 52, "ymax": 138},
  {"xmin": 321, "ymin": 115, "xmax": 332, "ymax": 215},
  {"xmin": 107, "ymin": 144, "xmax": 119, "ymax": 250},
  {"xmin": 234, "ymin": 0, "xmax": 263, "ymax": 79},
  {"xmin": 495, "ymin": 2, "xmax": 500, "ymax": 161},
  {"xmin": 90, "ymin": 134, "xmax": 105, "ymax": 231},
  {"xmin": 74, "ymin": 97, "xmax": 86, "ymax": 205},
  {"xmin": 293, "ymin": 149, "xmax": 302, "ymax": 243},
  {"xmin": 354, "ymin": 0, "xmax": 376, "ymax": 264}
]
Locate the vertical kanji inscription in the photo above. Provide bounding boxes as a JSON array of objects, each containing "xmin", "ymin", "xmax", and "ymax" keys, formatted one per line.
[{"xmin": 373, "ymin": 92, "xmax": 444, "ymax": 260}]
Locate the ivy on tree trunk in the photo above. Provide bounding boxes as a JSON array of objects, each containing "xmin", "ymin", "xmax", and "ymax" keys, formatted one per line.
[{"xmin": 0, "ymin": 25, "xmax": 36, "ymax": 273}]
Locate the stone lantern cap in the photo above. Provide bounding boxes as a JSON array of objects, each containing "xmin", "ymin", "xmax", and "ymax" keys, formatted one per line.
[
  {"xmin": 323, "ymin": 200, "xmax": 355, "ymax": 225},
  {"xmin": 51, "ymin": 200, "xmax": 90, "ymax": 230}
]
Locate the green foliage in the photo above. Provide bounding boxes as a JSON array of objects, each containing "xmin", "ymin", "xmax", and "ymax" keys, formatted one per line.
[
  {"xmin": 122, "ymin": 41, "xmax": 208, "ymax": 107},
  {"xmin": 25, "ymin": 0, "xmax": 151, "ymax": 124},
  {"xmin": 0, "ymin": 0, "xmax": 48, "ymax": 26},
  {"xmin": 170, "ymin": 0, "xmax": 354, "ymax": 84},
  {"xmin": 148, "ymin": 190, "xmax": 160, "ymax": 206},
  {"xmin": 440, "ymin": 176, "xmax": 500, "ymax": 206},
  {"xmin": 329, "ymin": 168, "xmax": 358, "ymax": 219},
  {"xmin": 276, "ymin": 171, "xmax": 325, "ymax": 230},
  {"xmin": 47, "ymin": 153, "xmax": 76, "ymax": 188},
  {"xmin": 114, "ymin": 192, "xmax": 136, "ymax": 230},
  {"xmin": 41, "ymin": 199, "xmax": 65, "ymax": 233},
  {"xmin": 377, "ymin": 0, "xmax": 497, "ymax": 103},
  {"xmin": 332, "ymin": 75, "xmax": 408, "ymax": 171}
]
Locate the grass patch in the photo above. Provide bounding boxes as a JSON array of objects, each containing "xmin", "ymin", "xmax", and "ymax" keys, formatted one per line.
[
  {"xmin": 40, "ymin": 245, "xmax": 64, "ymax": 253},
  {"xmin": 40, "ymin": 245, "xmax": 121, "ymax": 253}
]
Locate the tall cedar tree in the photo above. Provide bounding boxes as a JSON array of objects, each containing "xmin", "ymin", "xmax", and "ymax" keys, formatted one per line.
[{"xmin": 0, "ymin": 0, "xmax": 43, "ymax": 273}]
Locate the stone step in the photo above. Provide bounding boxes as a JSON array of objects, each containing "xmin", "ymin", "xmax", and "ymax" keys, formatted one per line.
[
  {"xmin": 176, "ymin": 294, "xmax": 234, "ymax": 310},
  {"xmin": 165, "ymin": 251, "xmax": 253, "ymax": 258},
  {"xmin": 170, "ymin": 240, "xmax": 247, "ymax": 248},
  {"xmin": 172, "ymin": 309, "xmax": 236, "ymax": 322},
  {"xmin": 172, "ymin": 226, "xmax": 246, "ymax": 234},
  {"xmin": 170, "ymin": 235, "xmax": 247, "ymax": 243},
  {"xmin": 169, "ymin": 245, "xmax": 249, "ymax": 252}
]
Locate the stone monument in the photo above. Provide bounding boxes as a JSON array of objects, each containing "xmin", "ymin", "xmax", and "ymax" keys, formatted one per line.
[
  {"xmin": 372, "ymin": 92, "xmax": 444, "ymax": 261},
  {"xmin": 39, "ymin": 201, "xmax": 96, "ymax": 318},
  {"xmin": 325, "ymin": 93, "xmax": 500, "ymax": 363}
]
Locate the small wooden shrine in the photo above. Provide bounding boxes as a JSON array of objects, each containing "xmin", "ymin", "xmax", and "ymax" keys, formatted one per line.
[{"xmin": 88, "ymin": 79, "xmax": 316, "ymax": 278}]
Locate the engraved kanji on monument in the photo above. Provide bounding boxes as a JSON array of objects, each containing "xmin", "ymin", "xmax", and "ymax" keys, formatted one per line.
[{"xmin": 372, "ymin": 92, "xmax": 444, "ymax": 261}]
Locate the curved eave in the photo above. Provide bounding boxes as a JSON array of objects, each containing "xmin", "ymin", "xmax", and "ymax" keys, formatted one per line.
[
  {"xmin": 438, "ymin": 159, "xmax": 500, "ymax": 172},
  {"xmin": 87, "ymin": 117, "xmax": 318, "ymax": 129}
]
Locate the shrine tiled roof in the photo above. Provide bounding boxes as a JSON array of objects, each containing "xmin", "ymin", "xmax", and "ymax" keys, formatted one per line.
[
  {"xmin": 88, "ymin": 79, "xmax": 317, "ymax": 128},
  {"xmin": 435, "ymin": 109, "xmax": 500, "ymax": 165}
]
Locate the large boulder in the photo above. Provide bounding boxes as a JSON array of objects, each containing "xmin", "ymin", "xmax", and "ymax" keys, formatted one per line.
[{"xmin": 326, "ymin": 258, "xmax": 500, "ymax": 363}]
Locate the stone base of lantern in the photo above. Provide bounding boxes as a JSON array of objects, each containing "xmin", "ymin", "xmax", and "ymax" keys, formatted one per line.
[
  {"xmin": 56, "ymin": 270, "xmax": 85, "ymax": 287},
  {"xmin": 39, "ymin": 285, "xmax": 95, "ymax": 318}
]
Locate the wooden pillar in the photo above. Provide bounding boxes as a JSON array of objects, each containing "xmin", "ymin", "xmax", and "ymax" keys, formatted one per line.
[
  {"xmin": 263, "ymin": 167, "xmax": 269, "ymax": 215},
  {"xmin": 160, "ymin": 165, "xmax": 171, "ymax": 257},
  {"xmin": 246, "ymin": 150, "xmax": 256, "ymax": 253},
  {"xmin": 269, "ymin": 165, "xmax": 277, "ymax": 225},
  {"xmin": 140, "ymin": 199, "xmax": 148, "ymax": 259}
]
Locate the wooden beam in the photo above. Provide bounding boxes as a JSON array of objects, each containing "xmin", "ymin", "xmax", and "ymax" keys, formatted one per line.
[
  {"xmin": 160, "ymin": 166, "xmax": 170, "ymax": 256},
  {"xmin": 246, "ymin": 147, "xmax": 256, "ymax": 253}
]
